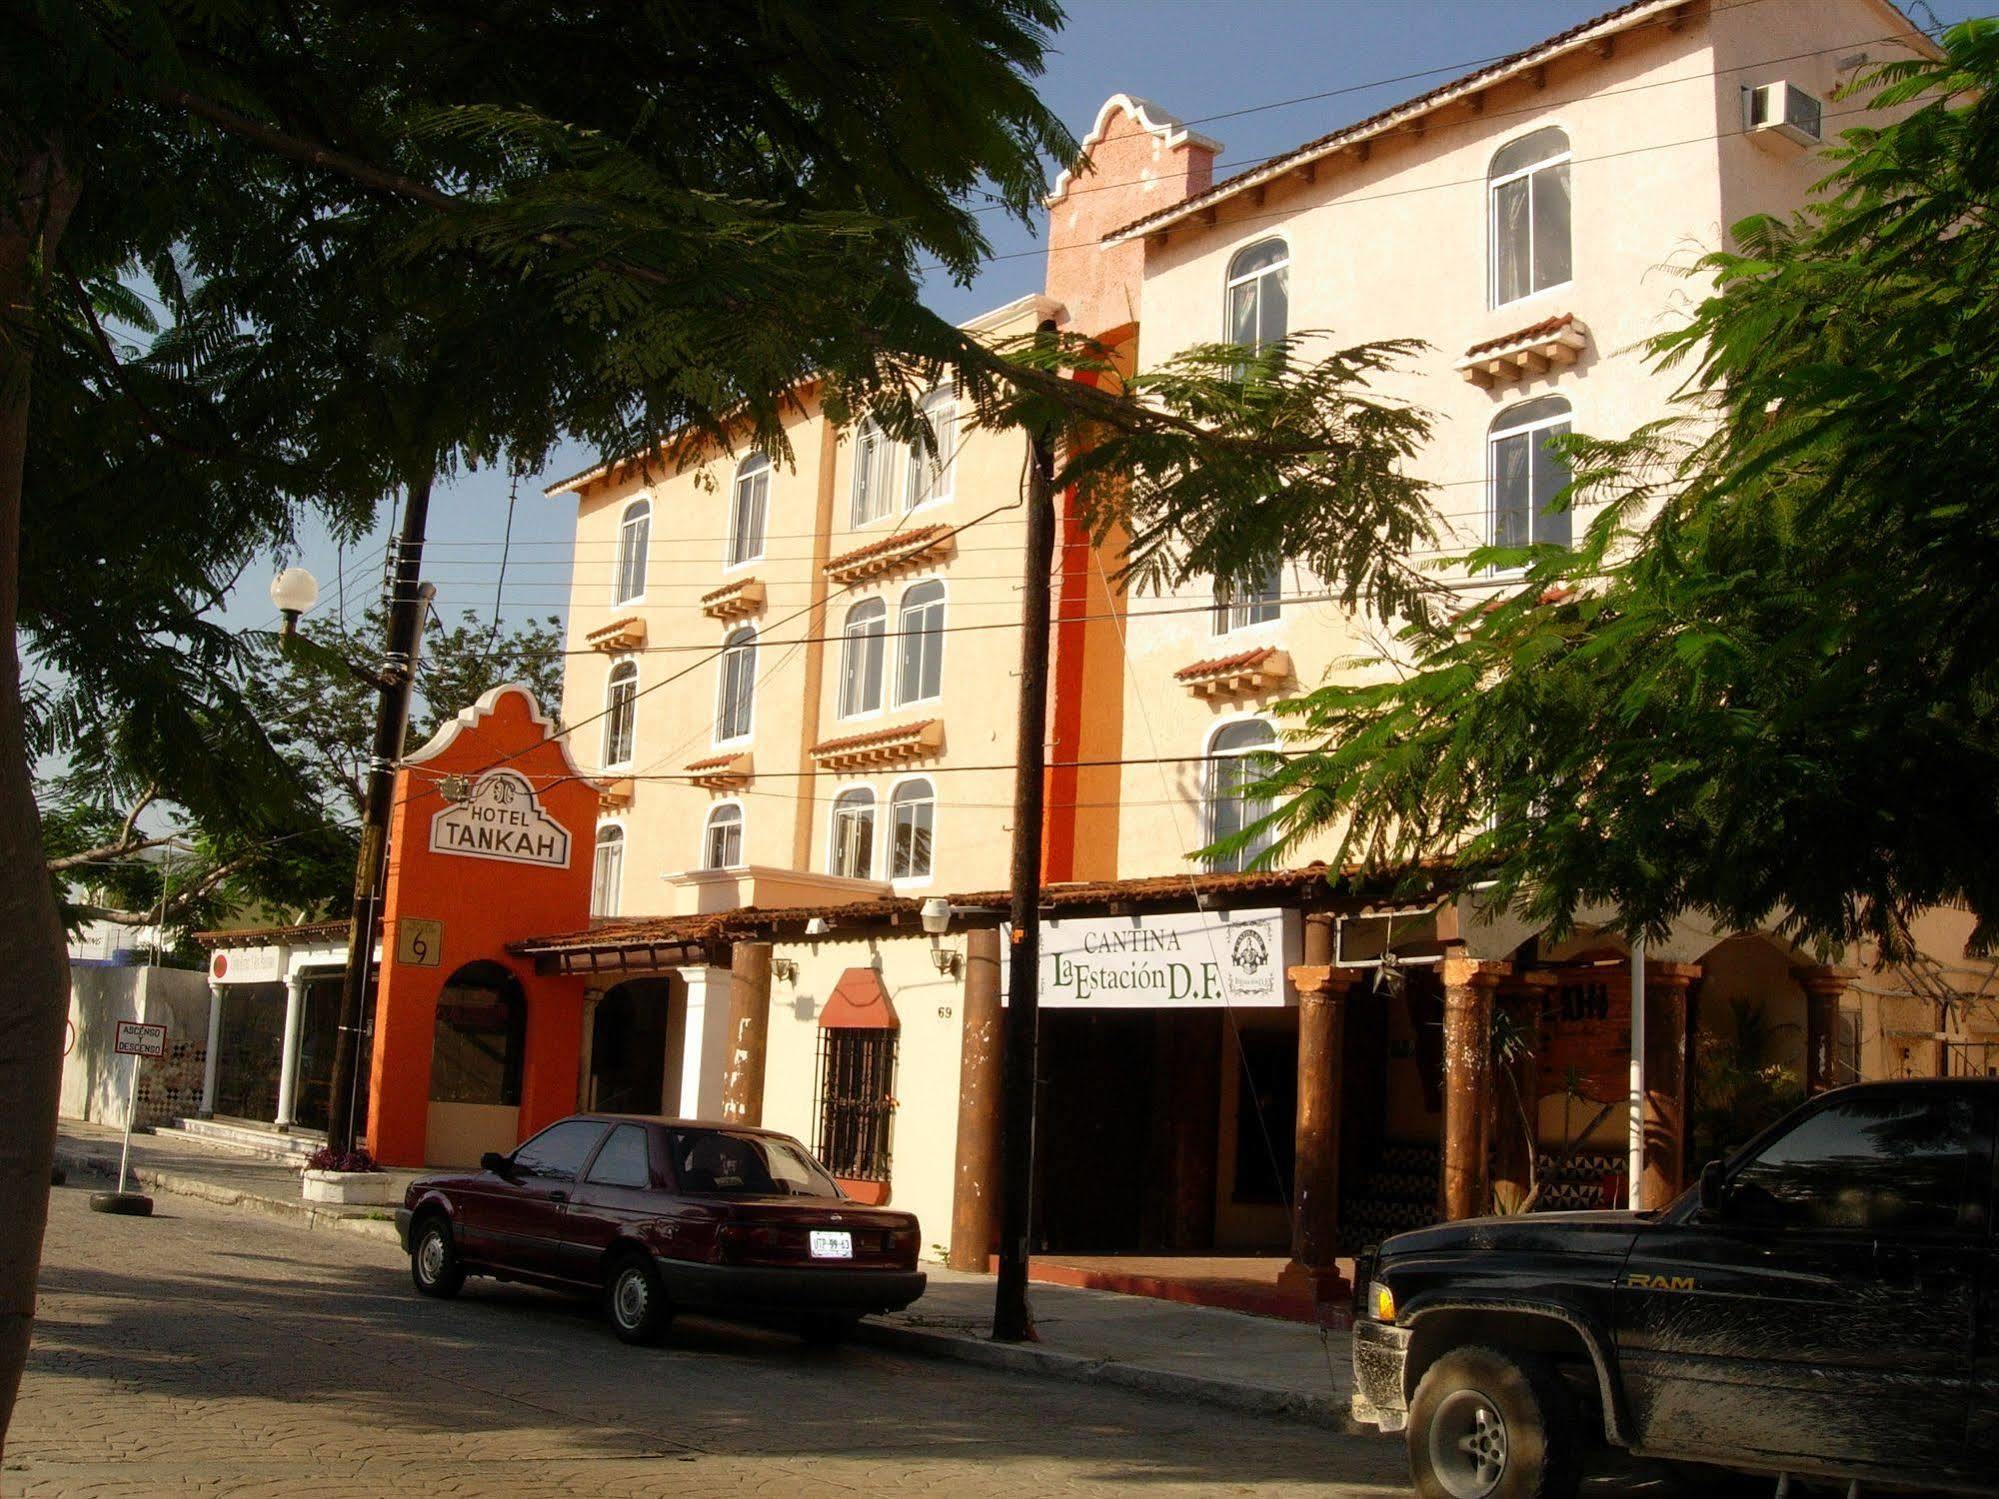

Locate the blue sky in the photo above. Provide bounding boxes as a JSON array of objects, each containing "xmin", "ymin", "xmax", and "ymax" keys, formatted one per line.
[{"xmin": 236, "ymin": 0, "xmax": 1982, "ymax": 643}]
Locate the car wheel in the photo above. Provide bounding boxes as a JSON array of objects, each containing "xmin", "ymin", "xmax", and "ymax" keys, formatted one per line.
[
  {"xmin": 1407, "ymin": 1345, "xmax": 1579, "ymax": 1499},
  {"xmin": 604, "ymin": 1252, "xmax": 672, "ymax": 1346},
  {"xmin": 409, "ymin": 1214, "xmax": 465, "ymax": 1299},
  {"xmin": 799, "ymin": 1311, "xmax": 860, "ymax": 1346}
]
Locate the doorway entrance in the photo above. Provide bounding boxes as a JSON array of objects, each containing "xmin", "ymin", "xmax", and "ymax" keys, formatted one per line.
[{"xmin": 589, "ymin": 979, "xmax": 672, "ymax": 1115}]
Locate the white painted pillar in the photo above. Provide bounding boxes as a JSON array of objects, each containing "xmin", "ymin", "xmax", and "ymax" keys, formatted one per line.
[
  {"xmin": 677, "ymin": 968, "xmax": 728, "ymax": 1121},
  {"xmin": 275, "ymin": 972, "xmax": 307, "ymax": 1129},
  {"xmin": 1628, "ymin": 935, "xmax": 1647, "ymax": 1212},
  {"xmin": 199, "ymin": 982, "xmax": 224, "ymax": 1117}
]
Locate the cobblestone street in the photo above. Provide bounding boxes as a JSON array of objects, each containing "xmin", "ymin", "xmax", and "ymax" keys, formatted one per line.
[{"xmin": 9, "ymin": 1183, "xmax": 1410, "ymax": 1497}]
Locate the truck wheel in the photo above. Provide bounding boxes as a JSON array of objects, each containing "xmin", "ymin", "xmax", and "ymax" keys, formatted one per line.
[
  {"xmin": 1408, "ymin": 1345, "xmax": 1579, "ymax": 1499},
  {"xmin": 604, "ymin": 1251, "xmax": 672, "ymax": 1346},
  {"xmin": 409, "ymin": 1214, "xmax": 464, "ymax": 1299}
]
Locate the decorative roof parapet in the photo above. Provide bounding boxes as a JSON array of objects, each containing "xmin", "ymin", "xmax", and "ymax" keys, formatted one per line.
[
  {"xmin": 685, "ymin": 751, "xmax": 753, "ymax": 791},
  {"xmin": 1455, "ymin": 314, "xmax": 1588, "ymax": 389},
  {"xmin": 824, "ymin": 525, "xmax": 954, "ymax": 586},
  {"xmin": 585, "ymin": 617, "xmax": 646, "ymax": 653},
  {"xmin": 700, "ymin": 577, "xmax": 765, "ymax": 621},
  {"xmin": 1174, "ymin": 646, "xmax": 1293, "ymax": 699},
  {"xmin": 809, "ymin": 719, "xmax": 943, "ymax": 771}
]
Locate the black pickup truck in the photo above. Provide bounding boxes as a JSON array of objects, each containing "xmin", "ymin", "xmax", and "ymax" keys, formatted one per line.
[{"xmin": 1352, "ymin": 1078, "xmax": 1999, "ymax": 1499}]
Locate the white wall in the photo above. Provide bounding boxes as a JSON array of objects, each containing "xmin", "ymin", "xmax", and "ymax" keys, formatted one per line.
[{"xmin": 63, "ymin": 966, "xmax": 212, "ymax": 1129}]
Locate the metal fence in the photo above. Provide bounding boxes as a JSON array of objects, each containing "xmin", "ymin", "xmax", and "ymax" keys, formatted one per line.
[{"xmin": 814, "ymin": 1028, "xmax": 897, "ymax": 1183}]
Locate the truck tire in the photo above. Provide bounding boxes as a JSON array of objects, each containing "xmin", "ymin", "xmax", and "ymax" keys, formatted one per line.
[{"xmin": 1408, "ymin": 1344, "xmax": 1580, "ymax": 1499}]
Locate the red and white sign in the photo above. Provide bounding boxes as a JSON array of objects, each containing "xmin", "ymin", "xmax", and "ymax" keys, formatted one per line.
[
  {"xmin": 209, "ymin": 946, "xmax": 283, "ymax": 985},
  {"xmin": 114, "ymin": 1021, "xmax": 167, "ymax": 1059}
]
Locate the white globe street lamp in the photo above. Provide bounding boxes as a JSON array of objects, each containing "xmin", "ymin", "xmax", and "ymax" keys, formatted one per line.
[{"xmin": 269, "ymin": 567, "xmax": 320, "ymax": 637}]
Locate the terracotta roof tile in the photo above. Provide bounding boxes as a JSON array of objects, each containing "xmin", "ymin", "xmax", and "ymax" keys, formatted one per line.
[
  {"xmin": 685, "ymin": 752, "xmax": 740, "ymax": 771},
  {"xmin": 1175, "ymin": 646, "xmax": 1278, "ymax": 681},
  {"xmin": 824, "ymin": 525, "xmax": 953, "ymax": 581},
  {"xmin": 810, "ymin": 720, "xmax": 939, "ymax": 756},
  {"xmin": 1463, "ymin": 312, "xmax": 1578, "ymax": 360}
]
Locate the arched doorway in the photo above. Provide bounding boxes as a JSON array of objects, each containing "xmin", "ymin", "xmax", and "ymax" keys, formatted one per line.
[
  {"xmin": 590, "ymin": 978, "xmax": 672, "ymax": 1115},
  {"xmin": 426, "ymin": 960, "xmax": 527, "ymax": 1164}
]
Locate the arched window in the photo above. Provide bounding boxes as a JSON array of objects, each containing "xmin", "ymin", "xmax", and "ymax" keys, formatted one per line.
[
  {"xmin": 896, "ymin": 579, "xmax": 946, "ymax": 705},
  {"xmin": 838, "ymin": 599, "xmax": 887, "ymax": 718},
  {"xmin": 890, "ymin": 779, "xmax": 935, "ymax": 880},
  {"xmin": 603, "ymin": 660, "xmax": 638, "ymax": 767},
  {"xmin": 704, "ymin": 803, "xmax": 744, "ymax": 869},
  {"xmin": 1488, "ymin": 396, "xmax": 1573, "ymax": 556},
  {"xmin": 905, "ymin": 387, "xmax": 959, "ymax": 508},
  {"xmin": 1205, "ymin": 719, "xmax": 1278, "ymax": 873},
  {"xmin": 851, "ymin": 418, "xmax": 896, "ymax": 526},
  {"xmin": 715, "ymin": 626, "xmax": 756, "ymax": 742},
  {"xmin": 428, "ymin": 960, "xmax": 526, "ymax": 1106},
  {"xmin": 591, "ymin": 826, "xmax": 625, "ymax": 917},
  {"xmin": 1212, "ymin": 558, "xmax": 1282, "ymax": 634},
  {"xmin": 830, "ymin": 787, "xmax": 877, "ymax": 880},
  {"xmin": 729, "ymin": 454, "xmax": 770, "ymax": 567},
  {"xmin": 1225, "ymin": 238, "xmax": 1289, "ymax": 355},
  {"xmin": 1490, "ymin": 127, "xmax": 1571, "ymax": 307},
  {"xmin": 615, "ymin": 498, "xmax": 651, "ymax": 604}
]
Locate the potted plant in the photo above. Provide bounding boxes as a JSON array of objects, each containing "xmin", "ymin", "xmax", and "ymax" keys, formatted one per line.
[{"xmin": 300, "ymin": 1145, "xmax": 398, "ymax": 1206}]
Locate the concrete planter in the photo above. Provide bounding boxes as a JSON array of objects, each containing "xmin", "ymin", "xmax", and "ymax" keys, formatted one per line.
[{"xmin": 300, "ymin": 1168, "xmax": 399, "ymax": 1206}]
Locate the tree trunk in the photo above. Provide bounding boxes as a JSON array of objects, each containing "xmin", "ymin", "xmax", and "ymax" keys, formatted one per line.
[{"xmin": 0, "ymin": 145, "xmax": 82, "ymax": 1453}]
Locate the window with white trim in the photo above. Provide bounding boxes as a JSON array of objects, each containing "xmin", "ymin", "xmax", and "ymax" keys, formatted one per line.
[
  {"xmin": 851, "ymin": 419, "xmax": 896, "ymax": 527},
  {"xmin": 890, "ymin": 779, "xmax": 934, "ymax": 880},
  {"xmin": 1488, "ymin": 396, "xmax": 1573, "ymax": 556},
  {"xmin": 830, "ymin": 788, "xmax": 876, "ymax": 880},
  {"xmin": 1226, "ymin": 238, "xmax": 1289, "ymax": 355},
  {"xmin": 896, "ymin": 580, "xmax": 945, "ymax": 705},
  {"xmin": 603, "ymin": 660, "xmax": 638, "ymax": 767},
  {"xmin": 728, "ymin": 454, "xmax": 770, "ymax": 567},
  {"xmin": 703, "ymin": 803, "xmax": 744, "ymax": 870},
  {"xmin": 1490, "ymin": 127, "xmax": 1571, "ymax": 307},
  {"xmin": 837, "ymin": 599, "xmax": 887, "ymax": 718},
  {"xmin": 614, "ymin": 499, "xmax": 651, "ymax": 604},
  {"xmin": 591, "ymin": 826, "xmax": 625, "ymax": 917},
  {"xmin": 715, "ymin": 627, "xmax": 756, "ymax": 742},
  {"xmin": 905, "ymin": 387, "xmax": 958, "ymax": 508},
  {"xmin": 1205, "ymin": 719, "xmax": 1278, "ymax": 873},
  {"xmin": 1212, "ymin": 559, "xmax": 1282, "ymax": 634}
]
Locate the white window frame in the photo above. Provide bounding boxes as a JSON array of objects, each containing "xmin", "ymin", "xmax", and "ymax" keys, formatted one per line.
[
  {"xmin": 888, "ymin": 776, "xmax": 936, "ymax": 883},
  {"xmin": 850, "ymin": 419, "xmax": 897, "ymax": 528},
  {"xmin": 894, "ymin": 579, "xmax": 946, "ymax": 707},
  {"xmin": 1488, "ymin": 126, "xmax": 1573, "ymax": 311},
  {"xmin": 702, "ymin": 801, "xmax": 745, "ymax": 870},
  {"xmin": 591, "ymin": 823, "xmax": 626, "ymax": 918},
  {"xmin": 1203, "ymin": 716, "xmax": 1278, "ymax": 874},
  {"xmin": 602, "ymin": 659, "xmax": 638, "ymax": 769},
  {"xmin": 904, "ymin": 387, "xmax": 959, "ymax": 510},
  {"xmin": 715, "ymin": 626, "xmax": 757, "ymax": 745},
  {"xmin": 829, "ymin": 785, "xmax": 878, "ymax": 881},
  {"xmin": 614, "ymin": 498, "xmax": 651, "ymax": 605},
  {"xmin": 1212, "ymin": 559, "xmax": 1283, "ymax": 635},
  {"xmin": 1224, "ymin": 237, "xmax": 1289, "ymax": 355},
  {"xmin": 728, "ymin": 454, "xmax": 770, "ymax": 570},
  {"xmin": 837, "ymin": 598, "xmax": 888, "ymax": 720},
  {"xmin": 1485, "ymin": 396, "xmax": 1574, "ymax": 571}
]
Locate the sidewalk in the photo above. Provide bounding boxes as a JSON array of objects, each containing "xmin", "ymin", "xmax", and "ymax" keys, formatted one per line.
[{"xmin": 50, "ymin": 1120, "xmax": 1359, "ymax": 1429}]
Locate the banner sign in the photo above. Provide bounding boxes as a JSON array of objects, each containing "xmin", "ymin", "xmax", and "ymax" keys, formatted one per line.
[
  {"xmin": 429, "ymin": 769, "xmax": 571, "ymax": 869},
  {"xmin": 114, "ymin": 1020, "xmax": 167, "ymax": 1058},
  {"xmin": 209, "ymin": 946, "xmax": 283, "ymax": 985},
  {"xmin": 1009, "ymin": 907, "xmax": 1300, "ymax": 1008}
]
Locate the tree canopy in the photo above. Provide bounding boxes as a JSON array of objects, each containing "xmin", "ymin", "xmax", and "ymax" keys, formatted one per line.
[{"xmin": 1236, "ymin": 23, "xmax": 1999, "ymax": 959}]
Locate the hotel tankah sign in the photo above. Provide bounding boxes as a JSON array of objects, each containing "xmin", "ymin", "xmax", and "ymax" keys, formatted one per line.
[
  {"xmin": 1020, "ymin": 907, "xmax": 1299, "ymax": 1008},
  {"xmin": 429, "ymin": 769, "xmax": 572, "ymax": 869}
]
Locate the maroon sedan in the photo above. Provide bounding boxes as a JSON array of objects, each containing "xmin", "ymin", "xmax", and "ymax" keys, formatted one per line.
[{"xmin": 395, "ymin": 1114, "xmax": 925, "ymax": 1345}]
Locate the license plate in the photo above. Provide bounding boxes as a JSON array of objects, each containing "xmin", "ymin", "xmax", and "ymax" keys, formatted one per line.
[{"xmin": 809, "ymin": 1230, "xmax": 853, "ymax": 1260}]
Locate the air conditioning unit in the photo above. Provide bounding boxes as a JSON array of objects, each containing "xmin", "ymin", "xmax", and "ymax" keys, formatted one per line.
[{"xmin": 1745, "ymin": 82, "xmax": 1824, "ymax": 149}]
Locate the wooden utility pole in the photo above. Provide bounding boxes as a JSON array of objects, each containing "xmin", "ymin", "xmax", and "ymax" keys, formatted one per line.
[
  {"xmin": 325, "ymin": 472, "xmax": 435, "ymax": 1155},
  {"xmin": 993, "ymin": 320, "xmax": 1060, "ymax": 1342}
]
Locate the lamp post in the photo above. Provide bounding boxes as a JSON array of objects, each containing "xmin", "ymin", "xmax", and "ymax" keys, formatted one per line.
[{"xmin": 268, "ymin": 568, "xmax": 320, "ymax": 638}]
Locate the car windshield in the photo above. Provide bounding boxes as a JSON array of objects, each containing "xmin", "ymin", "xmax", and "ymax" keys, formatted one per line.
[{"xmin": 667, "ymin": 1129, "xmax": 841, "ymax": 1197}]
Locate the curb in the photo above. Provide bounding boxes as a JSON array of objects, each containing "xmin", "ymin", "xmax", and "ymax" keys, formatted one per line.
[
  {"xmin": 53, "ymin": 1144, "xmax": 401, "ymax": 1246},
  {"xmin": 851, "ymin": 1317, "xmax": 1357, "ymax": 1431}
]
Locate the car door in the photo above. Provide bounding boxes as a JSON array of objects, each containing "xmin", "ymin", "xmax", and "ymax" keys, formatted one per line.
[
  {"xmin": 1617, "ymin": 1088, "xmax": 1986, "ymax": 1480},
  {"xmin": 498, "ymin": 1118, "xmax": 608, "ymax": 1279},
  {"xmin": 560, "ymin": 1122, "xmax": 660, "ymax": 1284}
]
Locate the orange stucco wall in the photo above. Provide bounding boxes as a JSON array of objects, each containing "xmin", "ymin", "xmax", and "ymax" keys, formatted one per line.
[{"xmin": 364, "ymin": 685, "xmax": 596, "ymax": 1166}]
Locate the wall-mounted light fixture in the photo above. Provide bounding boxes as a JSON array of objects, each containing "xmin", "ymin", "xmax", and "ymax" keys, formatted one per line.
[
  {"xmin": 922, "ymin": 898, "xmax": 960, "ymax": 977},
  {"xmin": 771, "ymin": 956, "xmax": 798, "ymax": 983}
]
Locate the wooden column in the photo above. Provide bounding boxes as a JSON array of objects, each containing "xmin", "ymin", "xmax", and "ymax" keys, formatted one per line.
[
  {"xmin": 1793, "ymin": 965, "xmax": 1856, "ymax": 1094},
  {"xmin": 1440, "ymin": 956, "xmax": 1508, "ymax": 1220},
  {"xmin": 1490, "ymin": 975, "xmax": 1550, "ymax": 1213},
  {"xmin": 718, "ymin": 941, "xmax": 773, "ymax": 1125},
  {"xmin": 1286, "ymin": 958, "xmax": 1356, "ymax": 1290},
  {"xmin": 949, "ymin": 927, "xmax": 1005, "ymax": 1271},
  {"xmin": 1641, "ymin": 962, "xmax": 1701, "ymax": 1206}
]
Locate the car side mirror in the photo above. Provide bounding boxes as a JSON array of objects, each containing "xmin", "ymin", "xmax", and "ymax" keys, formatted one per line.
[
  {"xmin": 481, "ymin": 1151, "xmax": 513, "ymax": 1177},
  {"xmin": 1697, "ymin": 1159, "xmax": 1728, "ymax": 1217}
]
